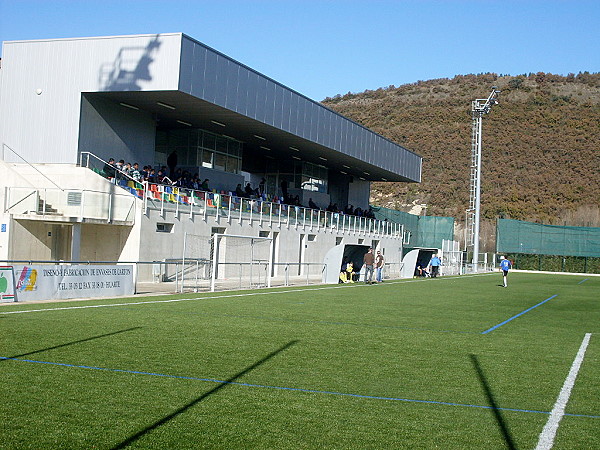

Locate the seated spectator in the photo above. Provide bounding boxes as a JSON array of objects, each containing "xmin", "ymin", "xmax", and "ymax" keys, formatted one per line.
[
  {"xmin": 345, "ymin": 261, "xmax": 356, "ymax": 283},
  {"xmin": 414, "ymin": 265, "xmax": 430, "ymax": 278},
  {"xmin": 308, "ymin": 198, "xmax": 318, "ymax": 210},
  {"xmin": 201, "ymin": 179, "xmax": 210, "ymax": 191},
  {"xmin": 245, "ymin": 182, "xmax": 255, "ymax": 197},
  {"xmin": 415, "ymin": 265, "xmax": 423, "ymax": 278}
]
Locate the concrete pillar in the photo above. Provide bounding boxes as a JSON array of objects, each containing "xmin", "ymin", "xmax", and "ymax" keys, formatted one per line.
[{"xmin": 71, "ymin": 223, "xmax": 81, "ymax": 261}]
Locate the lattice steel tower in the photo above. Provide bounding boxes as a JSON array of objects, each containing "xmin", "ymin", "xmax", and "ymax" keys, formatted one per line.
[{"xmin": 466, "ymin": 87, "xmax": 500, "ymax": 271}]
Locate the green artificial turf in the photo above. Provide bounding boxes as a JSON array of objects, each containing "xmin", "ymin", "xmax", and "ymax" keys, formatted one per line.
[{"xmin": 1, "ymin": 273, "xmax": 598, "ymax": 448}]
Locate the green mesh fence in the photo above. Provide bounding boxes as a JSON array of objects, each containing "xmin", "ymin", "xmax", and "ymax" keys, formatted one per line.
[
  {"xmin": 417, "ymin": 216, "xmax": 455, "ymax": 249},
  {"xmin": 497, "ymin": 219, "xmax": 600, "ymax": 257},
  {"xmin": 371, "ymin": 206, "xmax": 454, "ymax": 249}
]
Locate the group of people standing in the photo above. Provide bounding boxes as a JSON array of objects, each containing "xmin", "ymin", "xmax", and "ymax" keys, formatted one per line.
[{"xmin": 340, "ymin": 248, "xmax": 385, "ymax": 284}]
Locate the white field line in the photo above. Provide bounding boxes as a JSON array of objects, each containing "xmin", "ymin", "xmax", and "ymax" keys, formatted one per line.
[
  {"xmin": 535, "ymin": 333, "xmax": 592, "ymax": 450},
  {"xmin": 0, "ymin": 273, "xmax": 494, "ymax": 315}
]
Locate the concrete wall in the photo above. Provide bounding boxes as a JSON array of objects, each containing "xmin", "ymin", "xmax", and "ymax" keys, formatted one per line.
[
  {"xmin": 79, "ymin": 96, "xmax": 157, "ymax": 166},
  {"xmin": 347, "ymin": 178, "xmax": 371, "ymax": 210},
  {"xmin": 133, "ymin": 206, "xmax": 403, "ymax": 282}
]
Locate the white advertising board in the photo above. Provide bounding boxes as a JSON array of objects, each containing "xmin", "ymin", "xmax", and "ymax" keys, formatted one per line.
[
  {"xmin": 0, "ymin": 265, "xmax": 16, "ymax": 302},
  {"xmin": 13, "ymin": 265, "xmax": 134, "ymax": 302}
]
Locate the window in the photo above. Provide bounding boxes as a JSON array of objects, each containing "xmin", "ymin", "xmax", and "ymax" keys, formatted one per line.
[
  {"xmin": 156, "ymin": 129, "xmax": 242, "ymax": 174},
  {"xmin": 156, "ymin": 222, "xmax": 174, "ymax": 233}
]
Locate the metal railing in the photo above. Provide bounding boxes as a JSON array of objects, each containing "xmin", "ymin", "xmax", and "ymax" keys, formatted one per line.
[
  {"xmin": 79, "ymin": 151, "xmax": 403, "ymax": 238},
  {"xmin": 4, "ymin": 186, "xmax": 137, "ymax": 223}
]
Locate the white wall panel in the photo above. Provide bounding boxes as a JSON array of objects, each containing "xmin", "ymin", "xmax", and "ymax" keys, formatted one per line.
[{"xmin": 0, "ymin": 34, "xmax": 181, "ymax": 164}]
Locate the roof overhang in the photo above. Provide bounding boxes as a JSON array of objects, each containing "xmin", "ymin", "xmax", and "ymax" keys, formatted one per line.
[{"xmin": 88, "ymin": 90, "xmax": 418, "ymax": 182}]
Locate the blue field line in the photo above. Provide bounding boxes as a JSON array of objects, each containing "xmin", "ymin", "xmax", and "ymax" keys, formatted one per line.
[
  {"xmin": 577, "ymin": 278, "xmax": 589, "ymax": 285},
  {"xmin": 481, "ymin": 294, "xmax": 558, "ymax": 334},
  {"xmin": 2, "ymin": 355, "xmax": 598, "ymax": 419}
]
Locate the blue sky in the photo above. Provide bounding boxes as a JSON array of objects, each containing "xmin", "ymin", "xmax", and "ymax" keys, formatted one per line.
[{"xmin": 1, "ymin": 0, "xmax": 598, "ymax": 101}]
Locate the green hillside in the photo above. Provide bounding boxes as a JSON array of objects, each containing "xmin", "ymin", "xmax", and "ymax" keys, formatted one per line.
[{"xmin": 323, "ymin": 73, "xmax": 600, "ymax": 231}]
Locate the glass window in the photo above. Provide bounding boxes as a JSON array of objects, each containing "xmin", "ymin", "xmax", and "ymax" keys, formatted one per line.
[
  {"xmin": 226, "ymin": 156, "xmax": 240, "ymax": 173},
  {"xmin": 216, "ymin": 136, "xmax": 228, "ymax": 154},
  {"xmin": 203, "ymin": 133, "xmax": 216, "ymax": 151},
  {"xmin": 202, "ymin": 151, "xmax": 213, "ymax": 168},
  {"xmin": 155, "ymin": 128, "xmax": 241, "ymax": 174},
  {"xmin": 214, "ymin": 153, "xmax": 226, "ymax": 171}
]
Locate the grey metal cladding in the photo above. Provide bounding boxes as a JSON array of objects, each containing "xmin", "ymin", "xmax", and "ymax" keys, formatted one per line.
[
  {"xmin": 178, "ymin": 35, "xmax": 420, "ymax": 181},
  {"xmin": 289, "ymin": 94, "xmax": 299, "ymax": 135},
  {"xmin": 179, "ymin": 37, "xmax": 195, "ymax": 93},
  {"xmin": 282, "ymin": 90, "xmax": 292, "ymax": 133},
  {"xmin": 214, "ymin": 55, "xmax": 229, "ymax": 108},
  {"xmin": 202, "ymin": 50, "xmax": 218, "ymax": 103},
  {"xmin": 254, "ymin": 76, "xmax": 268, "ymax": 123},
  {"xmin": 225, "ymin": 62, "xmax": 240, "ymax": 112},
  {"xmin": 189, "ymin": 45, "xmax": 208, "ymax": 99},
  {"xmin": 263, "ymin": 79, "xmax": 276, "ymax": 126},
  {"xmin": 245, "ymin": 71, "xmax": 259, "ymax": 119},
  {"xmin": 235, "ymin": 66, "xmax": 248, "ymax": 115},
  {"xmin": 297, "ymin": 97, "xmax": 308, "ymax": 139}
]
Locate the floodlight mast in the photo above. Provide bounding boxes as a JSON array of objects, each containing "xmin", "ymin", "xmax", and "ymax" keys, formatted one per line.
[{"xmin": 467, "ymin": 87, "xmax": 500, "ymax": 272}]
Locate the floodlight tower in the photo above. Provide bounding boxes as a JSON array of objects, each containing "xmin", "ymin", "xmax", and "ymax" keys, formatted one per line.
[{"xmin": 466, "ymin": 87, "xmax": 500, "ymax": 272}]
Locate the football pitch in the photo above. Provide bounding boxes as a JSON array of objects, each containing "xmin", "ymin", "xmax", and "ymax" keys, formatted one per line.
[{"xmin": 1, "ymin": 272, "xmax": 598, "ymax": 449}]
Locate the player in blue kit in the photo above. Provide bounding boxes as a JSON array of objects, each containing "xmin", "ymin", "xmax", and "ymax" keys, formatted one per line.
[{"xmin": 499, "ymin": 257, "xmax": 512, "ymax": 287}]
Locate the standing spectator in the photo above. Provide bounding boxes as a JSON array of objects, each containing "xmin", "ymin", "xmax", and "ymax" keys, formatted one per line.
[
  {"xmin": 259, "ymin": 177, "xmax": 266, "ymax": 195},
  {"xmin": 375, "ymin": 250, "xmax": 385, "ymax": 282},
  {"xmin": 499, "ymin": 256, "xmax": 512, "ymax": 287},
  {"xmin": 131, "ymin": 163, "xmax": 141, "ymax": 181},
  {"xmin": 429, "ymin": 254, "xmax": 441, "ymax": 278},
  {"xmin": 167, "ymin": 150, "xmax": 178, "ymax": 178},
  {"xmin": 363, "ymin": 248, "xmax": 375, "ymax": 284},
  {"xmin": 235, "ymin": 183, "xmax": 245, "ymax": 198},
  {"xmin": 103, "ymin": 158, "xmax": 116, "ymax": 180}
]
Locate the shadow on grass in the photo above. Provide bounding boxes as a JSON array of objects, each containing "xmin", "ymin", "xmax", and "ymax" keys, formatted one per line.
[
  {"xmin": 469, "ymin": 354, "xmax": 517, "ymax": 450},
  {"xmin": 111, "ymin": 340, "xmax": 299, "ymax": 450},
  {"xmin": 1, "ymin": 327, "xmax": 143, "ymax": 361}
]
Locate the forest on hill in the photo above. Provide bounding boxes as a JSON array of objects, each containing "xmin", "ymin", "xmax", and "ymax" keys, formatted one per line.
[{"xmin": 322, "ymin": 72, "xmax": 600, "ymax": 248}]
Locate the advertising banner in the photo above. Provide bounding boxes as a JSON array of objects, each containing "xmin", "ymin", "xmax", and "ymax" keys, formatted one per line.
[
  {"xmin": 0, "ymin": 266, "xmax": 16, "ymax": 302},
  {"xmin": 13, "ymin": 265, "xmax": 134, "ymax": 302}
]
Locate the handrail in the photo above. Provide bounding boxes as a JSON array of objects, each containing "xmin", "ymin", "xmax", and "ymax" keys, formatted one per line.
[
  {"xmin": 4, "ymin": 189, "xmax": 38, "ymax": 212},
  {"xmin": 3, "ymin": 143, "xmax": 64, "ymax": 191},
  {"xmin": 80, "ymin": 151, "xmax": 144, "ymax": 187},
  {"xmin": 78, "ymin": 151, "xmax": 401, "ymax": 238}
]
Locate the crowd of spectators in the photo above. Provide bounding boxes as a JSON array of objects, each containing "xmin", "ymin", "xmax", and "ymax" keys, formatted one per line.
[{"xmin": 102, "ymin": 157, "xmax": 376, "ymax": 219}]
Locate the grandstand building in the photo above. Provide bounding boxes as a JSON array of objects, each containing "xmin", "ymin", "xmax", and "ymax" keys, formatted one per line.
[{"xmin": 0, "ymin": 33, "xmax": 422, "ymax": 286}]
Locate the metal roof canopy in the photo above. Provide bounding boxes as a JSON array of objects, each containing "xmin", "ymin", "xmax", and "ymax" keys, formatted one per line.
[{"xmin": 90, "ymin": 90, "xmax": 416, "ymax": 182}]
